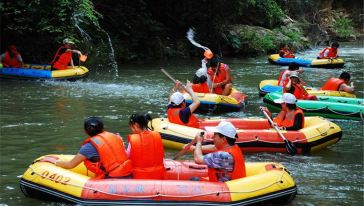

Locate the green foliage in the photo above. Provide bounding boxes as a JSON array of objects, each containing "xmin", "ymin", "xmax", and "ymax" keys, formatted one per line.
[{"xmin": 334, "ymin": 16, "xmax": 355, "ymax": 39}]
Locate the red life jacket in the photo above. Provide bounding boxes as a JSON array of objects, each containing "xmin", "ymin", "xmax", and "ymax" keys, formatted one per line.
[
  {"xmin": 167, "ymin": 107, "xmax": 199, "ymax": 128},
  {"xmin": 274, "ymin": 108, "xmax": 304, "ymax": 129},
  {"xmin": 3, "ymin": 51, "xmax": 22, "ymax": 68},
  {"xmin": 208, "ymin": 145, "xmax": 246, "ymax": 182},
  {"xmin": 51, "ymin": 46, "xmax": 72, "ymax": 70},
  {"xmin": 208, "ymin": 63, "xmax": 229, "ymax": 95},
  {"xmin": 283, "ymin": 82, "xmax": 308, "ymax": 100},
  {"xmin": 279, "ymin": 49, "xmax": 295, "ymax": 58},
  {"xmin": 82, "ymin": 131, "xmax": 132, "ymax": 179},
  {"xmin": 318, "ymin": 47, "xmax": 338, "ymax": 59},
  {"xmin": 320, "ymin": 78, "xmax": 345, "ymax": 91},
  {"xmin": 128, "ymin": 131, "xmax": 166, "ymax": 179},
  {"xmin": 192, "ymin": 82, "xmax": 210, "ymax": 93}
]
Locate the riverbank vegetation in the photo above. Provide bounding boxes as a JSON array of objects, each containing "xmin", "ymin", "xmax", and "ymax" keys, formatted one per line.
[{"xmin": 1, "ymin": 0, "xmax": 362, "ymax": 63}]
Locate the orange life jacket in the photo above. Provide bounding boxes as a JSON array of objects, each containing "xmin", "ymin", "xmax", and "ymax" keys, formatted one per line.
[
  {"xmin": 51, "ymin": 46, "xmax": 72, "ymax": 70},
  {"xmin": 279, "ymin": 49, "xmax": 295, "ymax": 58},
  {"xmin": 82, "ymin": 131, "xmax": 132, "ymax": 179},
  {"xmin": 320, "ymin": 78, "xmax": 345, "ymax": 91},
  {"xmin": 318, "ymin": 47, "xmax": 338, "ymax": 59},
  {"xmin": 208, "ymin": 145, "xmax": 246, "ymax": 182},
  {"xmin": 3, "ymin": 51, "xmax": 22, "ymax": 68},
  {"xmin": 208, "ymin": 63, "xmax": 229, "ymax": 95},
  {"xmin": 283, "ymin": 82, "xmax": 308, "ymax": 100},
  {"xmin": 128, "ymin": 131, "xmax": 166, "ymax": 179},
  {"xmin": 274, "ymin": 108, "xmax": 304, "ymax": 129},
  {"xmin": 167, "ymin": 107, "xmax": 199, "ymax": 128},
  {"xmin": 192, "ymin": 82, "xmax": 210, "ymax": 93}
]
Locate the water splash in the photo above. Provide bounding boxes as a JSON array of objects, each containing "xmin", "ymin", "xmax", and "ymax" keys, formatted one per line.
[
  {"xmin": 186, "ymin": 28, "xmax": 210, "ymax": 51},
  {"xmin": 105, "ymin": 32, "xmax": 119, "ymax": 77}
]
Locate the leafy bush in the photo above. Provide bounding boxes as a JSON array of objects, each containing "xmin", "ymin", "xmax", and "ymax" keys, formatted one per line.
[{"xmin": 334, "ymin": 16, "xmax": 355, "ymax": 39}]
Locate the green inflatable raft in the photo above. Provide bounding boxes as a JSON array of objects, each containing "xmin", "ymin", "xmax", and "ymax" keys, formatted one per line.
[{"xmin": 263, "ymin": 92, "xmax": 364, "ymax": 121}]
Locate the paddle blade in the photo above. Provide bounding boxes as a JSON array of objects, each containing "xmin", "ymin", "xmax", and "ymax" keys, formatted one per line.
[{"xmin": 284, "ymin": 139, "xmax": 297, "ymax": 155}]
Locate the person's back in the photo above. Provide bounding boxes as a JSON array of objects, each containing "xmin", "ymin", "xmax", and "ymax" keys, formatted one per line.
[
  {"xmin": 192, "ymin": 68, "xmax": 210, "ymax": 93},
  {"xmin": 84, "ymin": 130, "xmax": 132, "ymax": 178},
  {"xmin": 51, "ymin": 38, "xmax": 83, "ymax": 70},
  {"xmin": 0, "ymin": 45, "xmax": 23, "ymax": 68},
  {"xmin": 317, "ymin": 42, "xmax": 339, "ymax": 59},
  {"xmin": 321, "ymin": 71, "xmax": 354, "ymax": 93},
  {"xmin": 127, "ymin": 114, "xmax": 165, "ymax": 179}
]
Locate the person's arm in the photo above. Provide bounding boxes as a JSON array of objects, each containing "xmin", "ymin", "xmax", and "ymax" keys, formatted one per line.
[
  {"xmin": 285, "ymin": 79, "xmax": 292, "ymax": 91},
  {"xmin": 285, "ymin": 113, "xmax": 303, "ymax": 130},
  {"xmin": 184, "ymin": 80, "xmax": 200, "ymax": 113},
  {"xmin": 55, "ymin": 153, "xmax": 87, "ymax": 169},
  {"xmin": 339, "ymin": 83, "xmax": 355, "ymax": 93},
  {"xmin": 193, "ymin": 132, "xmax": 204, "ymax": 164}
]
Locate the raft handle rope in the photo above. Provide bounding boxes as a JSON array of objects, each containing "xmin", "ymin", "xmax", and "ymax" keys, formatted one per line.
[{"xmin": 27, "ymin": 165, "xmax": 288, "ymax": 199}]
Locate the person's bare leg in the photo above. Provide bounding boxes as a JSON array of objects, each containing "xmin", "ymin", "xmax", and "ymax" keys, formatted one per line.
[{"xmin": 223, "ymin": 83, "xmax": 232, "ymax": 96}]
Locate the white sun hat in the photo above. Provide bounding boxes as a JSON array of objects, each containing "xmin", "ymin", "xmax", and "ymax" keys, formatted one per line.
[
  {"xmin": 274, "ymin": 93, "xmax": 297, "ymax": 104},
  {"xmin": 170, "ymin": 92, "xmax": 185, "ymax": 105},
  {"xmin": 205, "ymin": 121, "xmax": 237, "ymax": 139}
]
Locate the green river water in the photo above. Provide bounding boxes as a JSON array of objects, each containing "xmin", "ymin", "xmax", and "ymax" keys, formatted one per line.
[{"xmin": 0, "ymin": 42, "xmax": 363, "ymax": 205}]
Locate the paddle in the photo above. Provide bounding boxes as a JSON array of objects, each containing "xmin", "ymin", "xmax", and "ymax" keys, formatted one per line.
[
  {"xmin": 160, "ymin": 68, "xmax": 187, "ymax": 90},
  {"xmin": 261, "ymin": 110, "xmax": 297, "ymax": 155},
  {"xmin": 173, "ymin": 131, "xmax": 204, "ymax": 160}
]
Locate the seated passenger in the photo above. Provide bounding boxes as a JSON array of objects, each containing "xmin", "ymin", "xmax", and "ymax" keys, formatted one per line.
[
  {"xmin": 127, "ymin": 113, "xmax": 166, "ymax": 179},
  {"xmin": 207, "ymin": 57, "xmax": 233, "ymax": 96},
  {"xmin": 279, "ymin": 44, "xmax": 295, "ymax": 58},
  {"xmin": 284, "ymin": 72, "xmax": 317, "ymax": 100},
  {"xmin": 0, "ymin": 45, "xmax": 23, "ymax": 68},
  {"xmin": 192, "ymin": 68, "xmax": 210, "ymax": 93},
  {"xmin": 317, "ymin": 42, "xmax": 339, "ymax": 59},
  {"xmin": 167, "ymin": 80, "xmax": 200, "ymax": 128},
  {"xmin": 320, "ymin": 71, "xmax": 355, "ymax": 93},
  {"xmin": 261, "ymin": 93, "xmax": 305, "ymax": 131},
  {"xmin": 41, "ymin": 117, "xmax": 132, "ymax": 179},
  {"xmin": 191, "ymin": 121, "xmax": 246, "ymax": 182}
]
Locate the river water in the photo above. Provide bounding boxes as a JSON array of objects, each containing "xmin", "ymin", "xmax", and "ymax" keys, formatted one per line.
[{"xmin": 0, "ymin": 42, "xmax": 363, "ymax": 205}]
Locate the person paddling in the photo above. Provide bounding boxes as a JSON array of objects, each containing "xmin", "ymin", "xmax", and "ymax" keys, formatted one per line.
[
  {"xmin": 317, "ymin": 42, "xmax": 339, "ymax": 59},
  {"xmin": 260, "ymin": 93, "xmax": 304, "ymax": 131},
  {"xmin": 207, "ymin": 57, "xmax": 233, "ymax": 96},
  {"xmin": 167, "ymin": 80, "xmax": 200, "ymax": 128}
]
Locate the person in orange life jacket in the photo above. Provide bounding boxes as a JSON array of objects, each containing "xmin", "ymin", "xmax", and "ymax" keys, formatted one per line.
[
  {"xmin": 40, "ymin": 117, "xmax": 132, "ymax": 179},
  {"xmin": 260, "ymin": 93, "xmax": 305, "ymax": 131},
  {"xmin": 167, "ymin": 80, "xmax": 200, "ymax": 128},
  {"xmin": 126, "ymin": 113, "xmax": 166, "ymax": 179},
  {"xmin": 0, "ymin": 45, "xmax": 23, "ymax": 68},
  {"xmin": 207, "ymin": 57, "xmax": 233, "ymax": 96},
  {"xmin": 192, "ymin": 68, "xmax": 211, "ymax": 93},
  {"xmin": 321, "ymin": 71, "xmax": 355, "ymax": 93},
  {"xmin": 50, "ymin": 38, "xmax": 83, "ymax": 70},
  {"xmin": 191, "ymin": 121, "xmax": 246, "ymax": 182},
  {"xmin": 279, "ymin": 44, "xmax": 295, "ymax": 58},
  {"xmin": 284, "ymin": 72, "xmax": 318, "ymax": 100},
  {"xmin": 277, "ymin": 62, "xmax": 304, "ymax": 86},
  {"xmin": 317, "ymin": 42, "xmax": 339, "ymax": 59}
]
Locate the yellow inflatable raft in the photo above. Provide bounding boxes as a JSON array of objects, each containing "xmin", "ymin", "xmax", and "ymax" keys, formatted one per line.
[
  {"xmin": 184, "ymin": 88, "xmax": 248, "ymax": 113},
  {"xmin": 20, "ymin": 155, "xmax": 297, "ymax": 205}
]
